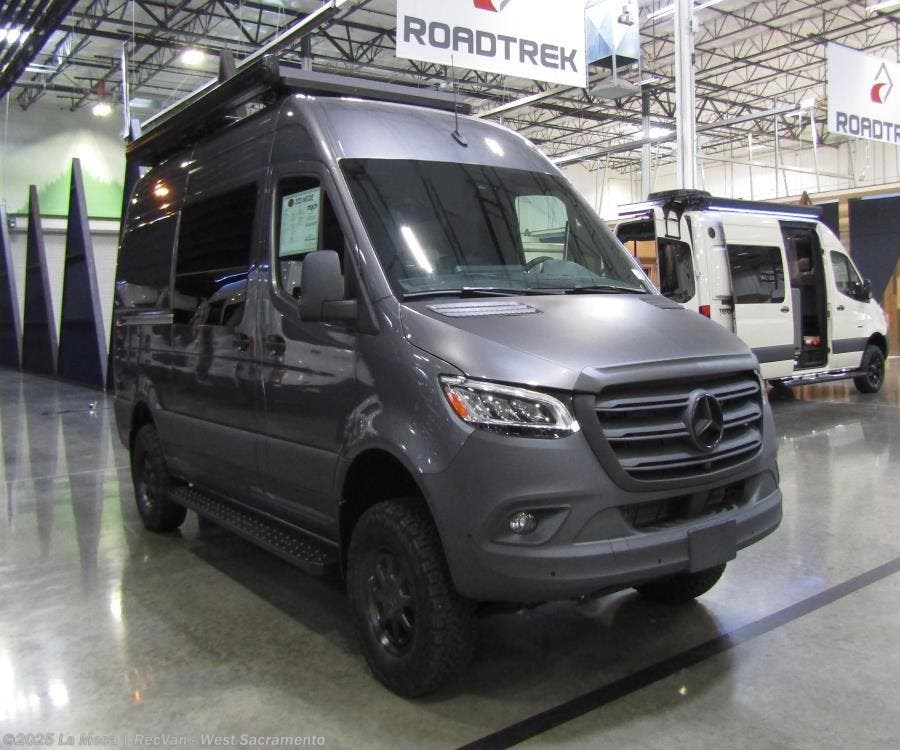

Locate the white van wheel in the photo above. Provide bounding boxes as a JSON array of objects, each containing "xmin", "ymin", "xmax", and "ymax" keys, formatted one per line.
[{"xmin": 853, "ymin": 345, "xmax": 885, "ymax": 394}]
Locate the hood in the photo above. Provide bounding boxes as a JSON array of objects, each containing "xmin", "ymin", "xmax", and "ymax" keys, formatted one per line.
[{"xmin": 400, "ymin": 294, "xmax": 757, "ymax": 391}]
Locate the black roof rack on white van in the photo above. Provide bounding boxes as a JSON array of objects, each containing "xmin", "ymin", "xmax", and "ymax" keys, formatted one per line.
[
  {"xmin": 126, "ymin": 54, "xmax": 470, "ymax": 166},
  {"xmin": 619, "ymin": 189, "xmax": 822, "ymax": 221}
]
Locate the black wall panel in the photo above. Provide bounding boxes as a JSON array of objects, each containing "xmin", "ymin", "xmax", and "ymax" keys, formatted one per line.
[
  {"xmin": 21, "ymin": 187, "xmax": 58, "ymax": 375},
  {"xmin": 58, "ymin": 159, "xmax": 107, "ymax": 388},
  {"xmin": 848, "ymin": 196, "xmax": 900, "ymax": 304},
  {"xmin": 818, "ymin": 201, "xmax": 840, "ymax": 239}
]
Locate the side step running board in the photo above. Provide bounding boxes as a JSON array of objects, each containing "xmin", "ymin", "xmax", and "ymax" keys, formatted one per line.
[
  {"xmin": 775, "ymin": 367, "xmax": 859, "ymax": 387},
  {"xmin": 171, "ymin": 486, "xmax": 340, "ymax": 576}
]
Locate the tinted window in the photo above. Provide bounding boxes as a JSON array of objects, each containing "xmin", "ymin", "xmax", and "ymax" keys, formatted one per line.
[
  {"xmin": 115, "ymin": 215, "xmax": 176, "ymax": 309},
  {"xmin": 174, "ymin": 185, "xmax": 256, "ymax": 324},
  {"xmin": 342, "ymin": 159, "xmax": 649, "ymax": 296},
  {"xmin": 657, "ymin": 239, "xmax": 695, "ymax": 303},
  {"xmin": 831, "ymin": 251, "xmax": 863, "ymax": 298},
  {"xmin": 727, "ymin": 245, "xmax": 785, "ymax": 304},
  {"xmin": 274, "ymin": 176, "xmax": 346, "ymax": 299}
]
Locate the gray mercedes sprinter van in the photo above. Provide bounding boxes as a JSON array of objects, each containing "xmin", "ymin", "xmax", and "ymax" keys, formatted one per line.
[{"xmin": 113, "ymin": 58, "xmax": 782, "ymax": 697}]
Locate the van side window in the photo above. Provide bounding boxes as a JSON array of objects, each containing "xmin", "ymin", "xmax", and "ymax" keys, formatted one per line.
[
  {"xmin": 275, "ymin": 176, "xmax": 345, "ymax": 299},
  {"xmin": 115, "ymin": 215, "xmax": 177, "ymax": 309},
  {"xmin": 173, "ymin": 184, "xmax": 256, "ymax": 324},
  {"xmin": 831, "ymin": 251, "xmax": 863, "ymax": 299},
  {"xmin": 656, "ymin": 239, "xmax": 695, "ymax": 303},
  {"xmin": 726, "ymin": 245, "xmax": 785, "ymax": 304}
]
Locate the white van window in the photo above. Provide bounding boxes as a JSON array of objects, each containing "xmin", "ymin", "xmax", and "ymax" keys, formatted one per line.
[
  {"xmin": 275, "ymin": 176, "xmax": 345, "ymax": 299},
  {"xmin": 656, "ymin": 240, "xmax": 695, "ymax": 303},
  {"xmin": 830, "ymin": 251, "xmax": 863, "ymax": 299},
  {"xmin": 174, "ymin": 184, "xmax": 256, "ymax": 325},
  {"xmin": 516, "ymin": 195, "xmax": 567, "ymax": 263},
  {"xmin": 726, "ymin": 245, "xmax": 785, "ymax": 304}
]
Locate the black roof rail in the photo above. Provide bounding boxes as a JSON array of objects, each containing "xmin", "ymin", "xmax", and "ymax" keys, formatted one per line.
[
  {"xmin": 619, "ymin": 190, "xmax": 822, "ymax": 220},
  {"xmin": 127, "ymin": 54, "xmax": 470, "ymax": 166}
]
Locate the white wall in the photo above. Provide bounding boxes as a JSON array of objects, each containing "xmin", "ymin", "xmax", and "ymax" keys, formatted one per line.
[
  {"xmin": 563, "ymin": 137, "xmax": 900, "ymax": 216},
  {"xmin": 1, "ymin": 97, "xmax": 125, "ymax": 217}
]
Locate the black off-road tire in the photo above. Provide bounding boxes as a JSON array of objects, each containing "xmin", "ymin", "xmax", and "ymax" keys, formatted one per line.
[
  {"xmin": 853, "ymin": 345, "xmax": 885, "ymax": 394},
  {"xmin": 347, "ymin": 499, "xmax": 476, "ymax": 698},
  {"xmin": 635, "ymin": 563, "xmax": 726, "ymax": 605},
  {"xmin": 131, "ymin": 424, "xmax": 187, "ymax": 533}
]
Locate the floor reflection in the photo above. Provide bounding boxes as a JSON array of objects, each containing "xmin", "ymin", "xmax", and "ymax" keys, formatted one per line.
[{"xmin": 0, "ymin": 365, "xmax": 898, "ymax": 745}]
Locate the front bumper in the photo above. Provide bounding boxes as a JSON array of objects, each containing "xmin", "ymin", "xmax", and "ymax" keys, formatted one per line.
[{"xmin": 420, "ymin": 425, "xmax": 782, "ymax": 603}]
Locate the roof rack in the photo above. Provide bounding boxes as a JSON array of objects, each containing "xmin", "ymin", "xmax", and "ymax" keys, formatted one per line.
[
  {"xmin": 619, "ymin": 189, "xmax": 822, "ymax": 221},
  {"xmin": 126, "ymin": 54, "xmax": 470, "ymax": 166}
]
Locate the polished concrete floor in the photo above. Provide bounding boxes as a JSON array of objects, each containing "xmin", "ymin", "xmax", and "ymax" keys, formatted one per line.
[{"xmin": 1, "ymin": 363, "xmax": 898, "ymax": 748}]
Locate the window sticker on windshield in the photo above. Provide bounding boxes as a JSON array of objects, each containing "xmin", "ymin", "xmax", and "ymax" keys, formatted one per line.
[{"xmin": 280, "ymin": 187, "xmax": 321, "ymax": 256}]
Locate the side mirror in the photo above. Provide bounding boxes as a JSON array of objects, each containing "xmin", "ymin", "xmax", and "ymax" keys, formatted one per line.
[
  {"xmin": 861, "ymin": 279, "xmax": 872, "ymax": 301},
  {"xmin": 298, "ymin": 250, "xmax": 357, "ymax": 323}
]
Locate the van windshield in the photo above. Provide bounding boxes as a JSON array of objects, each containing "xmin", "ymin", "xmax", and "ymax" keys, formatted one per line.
[{"xmin": 341, "ymin": 159, "xmax": 650, "ymax": 298}]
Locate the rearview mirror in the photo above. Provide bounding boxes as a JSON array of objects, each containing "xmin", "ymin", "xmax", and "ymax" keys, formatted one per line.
[{"xmin": 298, "ymin": 250, "xmax": 357, "ymax": 323}]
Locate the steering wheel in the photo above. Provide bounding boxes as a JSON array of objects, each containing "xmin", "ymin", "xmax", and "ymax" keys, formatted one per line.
[{"xmin": 525, "ymin": 255, "xmax": 555, "ymax": 271}]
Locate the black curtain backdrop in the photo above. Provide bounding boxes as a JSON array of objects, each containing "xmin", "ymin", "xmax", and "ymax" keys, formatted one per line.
[{"xmin": 849, "ymin": 195, "xmax": 900, "ymax": 304}]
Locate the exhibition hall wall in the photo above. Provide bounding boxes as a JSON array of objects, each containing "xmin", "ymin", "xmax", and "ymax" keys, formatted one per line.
[
  {"xmin": 2, "ymin": 100, "xmax": 125, "ymax": 353},
  {"xmin": 564, "ymin": 137, "xmax": 900, "ymax": 219},
  {"xmin": 2, "ymin": 100, "xmax": 125, "ymax": 218}
]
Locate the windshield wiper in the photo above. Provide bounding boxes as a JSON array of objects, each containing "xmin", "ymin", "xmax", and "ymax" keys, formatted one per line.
[
  {"xmin": 564, "ymin": 284, "xmax": 648, "ymax": 295},
  {"xmin": 403, "ymin": 287, "xmax": 551, "ymax": 300}
]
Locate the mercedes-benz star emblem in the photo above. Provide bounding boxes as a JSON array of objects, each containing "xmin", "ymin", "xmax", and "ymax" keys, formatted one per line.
[{"xmin": 686, "ymin": 392, "xmax": 724, "ymax": 452}]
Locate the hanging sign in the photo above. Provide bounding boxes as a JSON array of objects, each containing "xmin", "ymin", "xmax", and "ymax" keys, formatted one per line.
[
  {"xmin": 827, "ymin": 43, "xmax": 900, "ymax": 144},
  {"xmin": 396, "ymin": 0, "xmax": 588, "ymax": 88}
]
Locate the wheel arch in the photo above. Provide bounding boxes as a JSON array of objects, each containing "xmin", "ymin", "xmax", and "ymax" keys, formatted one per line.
[
  {"xmin": 129, "ymin": 401, "xmax": 155, "ymax": 452},
  {"xmin": 867, "ymin": 332, "xmax": 888, "ymax": 358},
  {"xmin": 338, "ymin": 448, "xmax": 431, "ymax": 570}
]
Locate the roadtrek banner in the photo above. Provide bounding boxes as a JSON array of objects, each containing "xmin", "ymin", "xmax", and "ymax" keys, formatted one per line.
[
  {"xmin": 396, "ymin": 0, "xmax": 588, "ymax": 88},
  {"xmin": 827, "ymin": 43, "xmax": 900, "ymax": 145}
]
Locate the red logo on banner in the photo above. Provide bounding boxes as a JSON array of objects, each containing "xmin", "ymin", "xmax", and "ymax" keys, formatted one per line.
[
  {"xmin": 474, "ymin": 0, "xmax": 513, "ymax": 11},
  {"xmin": 871, "ymin": 62, "xmax": 893, "ymax": 104}
]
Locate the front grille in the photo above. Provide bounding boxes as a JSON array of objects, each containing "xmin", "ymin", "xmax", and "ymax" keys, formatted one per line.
[
  {"xmin": 622, "ymin": 481, "xmax": 747, "ymax": 529},
  {"xmin": 594, "ymin": 372, "xmax": 763, "ymax": 481}
]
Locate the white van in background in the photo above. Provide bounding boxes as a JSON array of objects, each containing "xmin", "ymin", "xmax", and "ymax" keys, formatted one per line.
[{"xmin": 615, "ymin": 190, "xmax": 889, "ymax": 393}]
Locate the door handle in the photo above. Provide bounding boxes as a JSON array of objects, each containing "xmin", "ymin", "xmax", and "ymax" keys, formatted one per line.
[
  {"xmin": 233, "ymin": 333, "xmax": 251, "ymax": 352},
  {"xmin": 836, "ymin": 304, "xmax": 845, "ymax": 311},
  {"xmin": 264, "ymin": 334, "xmax": 286, "ymax": 357},
  {"xmin": 780, "ymin": 306, "xmax": 790, "ymax": 313}
]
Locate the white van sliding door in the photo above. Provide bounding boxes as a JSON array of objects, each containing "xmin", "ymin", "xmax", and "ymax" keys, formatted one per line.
[{"xmin": 722, "ymin": 219, "xmax": 794, "ymax": 378}]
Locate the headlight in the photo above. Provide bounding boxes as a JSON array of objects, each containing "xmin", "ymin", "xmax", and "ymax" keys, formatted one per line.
[{"xmin": 440, "ymin": 376, "xmax": 580, "ymax": 438}]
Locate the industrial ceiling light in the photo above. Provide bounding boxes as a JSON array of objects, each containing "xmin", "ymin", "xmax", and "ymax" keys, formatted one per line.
[
  {"xmin": 92, "ymin": 101, "xmax": 113, "ymax": 117},
  {"xmin": 0, "ymin": 27, "xmax": 30, "ymax": 44},
  {"xmin": 868, "ymin": 0, "xmax": 900, "ymax": 11},
  {"xmin": 647, "ymin": 0, "xmax": 723, "ymax": 20},
  {"xmin": 179, "ymin": 48, "xmax": 206, "ymax": 66}
]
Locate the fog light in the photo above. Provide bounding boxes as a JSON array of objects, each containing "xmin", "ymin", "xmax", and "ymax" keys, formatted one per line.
[{"xmin": 509, "ymin": 511, "xmax": 538, "ymax": 535}]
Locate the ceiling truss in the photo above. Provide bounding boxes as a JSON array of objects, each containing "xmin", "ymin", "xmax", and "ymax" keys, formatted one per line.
[{"xmin": 1, "ymin": 0, "xmax": 899, "ymax": 176}]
